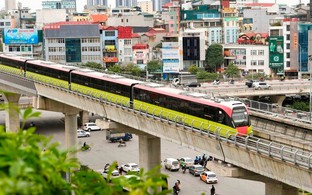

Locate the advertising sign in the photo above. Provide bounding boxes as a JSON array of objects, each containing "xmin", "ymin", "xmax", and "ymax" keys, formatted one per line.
[
  {"xmin": 269, "ymin": 36, "xmax": 284, "ymax": 70},
  {"xmin": 163, "ymin": 59, "xmax": 179, "ymax": 73},
  {"xmin": 4, "ymin": 28, "xmax": 38, "ymax": 44},
  {"xmin": 162, "ymin": 49, "xmax": 180, "ymax": 59},
  {"xmin": 162, "ymin": 42, "xmax": 179, "ymax": 49}
]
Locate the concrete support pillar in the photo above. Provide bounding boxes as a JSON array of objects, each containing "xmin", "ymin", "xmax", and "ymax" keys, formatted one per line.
[
  {"xmin": 270, "ymin": 95, "xmax": 286, "ymax": 107},
  {"xmin": 79, "ymin": 111, "xmax": 89, "ymax": 127},
  {"xmin": 64, "ymin": 111, "xmax": 78, "ymax": 158},
  {"xmin": 265, "ymin": 181, "xmax": 298, "ymax": 195},
  {"xmin": 4, "ymin": 93, "xmax": 21, "ymax": 132},
  {"xmin": 138, "ymin": 135, "xmax": 161, "ymax": 172}
]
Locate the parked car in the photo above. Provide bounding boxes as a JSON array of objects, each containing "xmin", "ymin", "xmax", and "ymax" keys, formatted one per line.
[
  {"xmin": 163, "ymin": 158, "xmax": 180, "ymax": 171},
  {"xmin": 121, "ymin": 163, "xmax": 140, "ymax": 173},
  {"xmin": 179, "ymin": 157, "xmax": 193, "ymax": 168},
  {"xmin": 252, "ymin": 82, "xmax": 271, "ymax": 90},
  {"xmin": 101, "ymin": 169, "xmax": 120, "ymax": 181},
  {"xmin": 185, "ymin": 82, "xmax": 201, "ymax": 87},
  {"xmin": 77, "ymin": 129, "xmax": 90, "ymax": 138},
  {"xmin": 199, "ymin": 171, "xmax": 218, "ymax": 184},
  {"xmin": 83, "ymin": 122, "xmax": 101, "ymax": 131},
  {"xmin": 189, "ymin": 164, "xmax": 205, "ymax": 176}
]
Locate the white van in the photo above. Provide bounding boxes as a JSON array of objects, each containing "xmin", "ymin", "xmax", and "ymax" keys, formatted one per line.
[{"xmin": 163, "ymin": 158, "xmax": 180, "ymax": 171}]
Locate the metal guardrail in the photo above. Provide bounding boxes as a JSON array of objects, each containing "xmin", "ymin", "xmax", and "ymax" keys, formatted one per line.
[
  {"xmin": 1, "ymin": 69, "xmax": 312, "ymax": 170},
  {"xmin": 239, "ymin": 98, "xmax": 312, "ymax": 125}
]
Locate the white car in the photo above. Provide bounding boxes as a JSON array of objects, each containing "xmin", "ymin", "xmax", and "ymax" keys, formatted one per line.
[
  {"xmin": 179, "ymin": 157, "xmax": 194, "ymax": 168},
  {"xmin": 121, "ymin": 163, "xmax": 140, "ymax": 173},
  {"xmin": 252, "ymin": 82, "xmax": 271, "ymax": 90},
  {"xmin": 77, "ymin": 129, "xmax": 90, "ymax": 138},
  {"xmin": 200, "ymin": 171, "xmax": 218, "ymax": 184},
  {"xmin": 83, "ymin": 122, "xmax": 101, "ymax": 131}
]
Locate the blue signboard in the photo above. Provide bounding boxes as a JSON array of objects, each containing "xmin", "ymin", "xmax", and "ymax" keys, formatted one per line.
[{"xmin": 4, "ymin": 28, "xmax": 38, "ymax": 44}]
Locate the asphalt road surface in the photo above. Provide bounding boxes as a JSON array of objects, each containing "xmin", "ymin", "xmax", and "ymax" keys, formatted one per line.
[{"xmin": 0, "ymin": 110, "xmax": 264, "ymax": 195}]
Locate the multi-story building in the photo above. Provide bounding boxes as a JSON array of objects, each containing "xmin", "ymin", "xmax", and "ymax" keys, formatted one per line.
[
  {"xmin": 87, "ymin": 0, "xmax": 108, "ymax": 7},
  {"xmin": 132, "ymin": 44, "xmax": 149, "ymax": 69},
  {"xmin": 107, "ymin": 12, "xmax": 154, "ymax": 27},
  {"xmin": 223, "ymin": 8, "xmax": 239, "ymax": 44},
  {"xmin": 162, "ymin": 36, "xmax": 182, "ymax": 80},
  {"xmin": 2, "ymin": 28, "xmax": 43, "ymax": 58},
  {"xmin": 36, "ymin": 9, "xmax": 67, "ymax": 29},
  {"xmin": 137, "ymin": 1, "xmax": 153, "ymax": 13},
  {"xmin": 9, "ymin": 6, "xmax": 35, "ymax": 29},
  {"xmin": 43, "ymin": 22, "xmax": 102, "ymax": 65},
  {"xmin": 5, "ymin": 0, "xmax": 16, "ymax": 11},
  {"xmin": 161, "ymin": 0, "xmax": 180, "ymax": 34},
  {"xmin": 118, "ymin": 26, "xmax": 133, "ymax": 65},
  {"xmin": 223, "ymin": 44, "xmax": 270, "ymax": 76},
  {"xmin": 101, "ymin": 26, "xmax": 118, "ymax": 68},
  {"xmin": 115, "ymin": 0, "xmax": 137, "ymax": 8},
  {"xmin": 42, "ymin": 0, "xmax": 77, "ymax": 14},
  {"xmin": 0, "ymin": 18, "xmax": 14, "ymax": 32}
]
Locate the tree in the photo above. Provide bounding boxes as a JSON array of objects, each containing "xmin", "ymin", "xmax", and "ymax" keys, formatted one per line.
[
  {"xmin": 224, "ymin": 63, "xmax": 240, "ymax": 79},
  {"xmin": 0, "ymin": 106, "xmax": 170, "ymax": 195},
  {"xmin": 188, "ymin": 65, "xmax": 199, "ymax": 75},
  {"xmin": 108, "ymin": 64, "xmax": 122, "ymax": 73},
  {"xmin": 147, "ymin": 60, "xmax": 162, "ymax": 73},
  {"xmin": 124, "ymin": 63, "xmax": 143, "ymax": 76},
  {"xmin": 83, "ymin": 62, "xmax": 103, "ymax": 69},
  {"xmin": 205, "ymin": 44, "xmax": 224, "ymax": 72}
]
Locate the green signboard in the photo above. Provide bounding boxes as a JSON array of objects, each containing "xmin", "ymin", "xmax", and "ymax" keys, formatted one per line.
[{"xmin": 269, "ymin": 36, "xmax": 284, "ymax": 71}]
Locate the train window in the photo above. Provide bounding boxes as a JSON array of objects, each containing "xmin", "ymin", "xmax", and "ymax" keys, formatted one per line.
[{"xmin": 232, "ymin": 106, "xmax": 249, "ymax": 127}]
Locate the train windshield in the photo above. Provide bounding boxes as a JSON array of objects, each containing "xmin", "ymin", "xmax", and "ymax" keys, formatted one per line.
[{"xmin": 231, "ymin": 106, "xmax": 249, "ymax": 127}]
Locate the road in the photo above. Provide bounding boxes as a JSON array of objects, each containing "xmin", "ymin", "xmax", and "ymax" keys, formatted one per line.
[{"xmin": 0, "ymin": 110, "xmax": 265, "ymax": 195}]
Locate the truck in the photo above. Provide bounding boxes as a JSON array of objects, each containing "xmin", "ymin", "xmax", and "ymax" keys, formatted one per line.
[
  {"xmin": 106, "ymin": 130, "xmax": 133, "ymax": 142},
  {"xmin": 172, "ymin": 74, "xmax": 201, "ymax": 87}
]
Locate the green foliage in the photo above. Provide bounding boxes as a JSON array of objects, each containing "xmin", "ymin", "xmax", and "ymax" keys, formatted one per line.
[
  {"xmin": 188, "ymin": 65, "xmax": 199, "ymax": 75},
  {"xmin": 124, "ymin": 63, "xmax": 143, "ymax": 76},
  {"xmin": 108, "ymin": 64, "xmax": 122, "ymax": 73},
  {"xmin": 244, "ymin": 73, "xmax": 267, "ymax": 80},
  {"xmin": 0, "ymin": 107, "xmax": 171, "ymax": 195},
  {"xmin": 290, "ymin": 101, "xmax": 309, "ymax": 112},
  {"xmin": 83, "ymin": 62, "xmax": 103, "ymax": 69},
  {"xmin": 196, "ymin": 70, "xmax": 219, "ymax": 82},
  {"xmin": 224, "ymin": 63, "xmax": 240, "ymax": 79},
  {"xmin": 205, "ymin": 44, "xmax": 224, "ymax": 72},
  {"xmin": 147, "ymin": 60, "xmax": 162, "ymax": 73}
]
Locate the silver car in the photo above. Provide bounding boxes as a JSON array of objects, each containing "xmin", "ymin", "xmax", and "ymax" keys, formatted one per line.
[
  {"xmin": 252, "ymin": 82, "xmax": 271, "ymax": 90},
  {"xmin": 77, "ymin": 129, "xmax": 91, "ymax": 138}
]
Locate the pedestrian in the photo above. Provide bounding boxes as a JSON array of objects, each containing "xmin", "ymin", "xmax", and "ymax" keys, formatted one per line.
[
  {"xmin": 210, "ymin": 185, "xmax": 215, "ymax": 195},
  {"xmin": 119, "ymin": 166, "xmax": 123, "ymax": 175}
]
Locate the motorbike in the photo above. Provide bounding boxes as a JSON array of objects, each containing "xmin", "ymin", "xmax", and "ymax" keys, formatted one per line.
[{"xmin": 212, "ymin": 80, "xmax": 220, "ymax": 85}]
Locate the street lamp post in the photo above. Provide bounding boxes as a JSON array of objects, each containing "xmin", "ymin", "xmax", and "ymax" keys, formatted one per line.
[{"xmin": 309, "ymin": 55, "xmax": 312, "ymax": 121}]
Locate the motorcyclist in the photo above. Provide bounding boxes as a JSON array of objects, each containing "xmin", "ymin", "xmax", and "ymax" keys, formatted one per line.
[{"xmin": 173, "ymin": 180, "xmax": 181, "ymax": 194}]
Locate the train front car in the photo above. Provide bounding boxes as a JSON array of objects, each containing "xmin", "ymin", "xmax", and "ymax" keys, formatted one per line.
[{"xmin": 221, "ymin": 100, "xmax": 252, "ymax": 136}]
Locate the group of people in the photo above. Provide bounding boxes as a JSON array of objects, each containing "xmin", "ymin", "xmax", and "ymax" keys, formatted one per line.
[
  {"xmin": 194, "ymin": 154, "xmax": 212, "ymax": 167},
  {"xmin": 103, "ymin": 161, "xmax": 124, "ymax": 175}
]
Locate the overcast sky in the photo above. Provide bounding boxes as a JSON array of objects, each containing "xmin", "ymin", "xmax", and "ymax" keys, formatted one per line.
[{"xmin": 0, "ymin": 0, "xmax": 310, "ymax": 12}]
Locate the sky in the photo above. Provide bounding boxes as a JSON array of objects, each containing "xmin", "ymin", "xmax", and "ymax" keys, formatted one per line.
[{"xmin": 0, "ymin": 0, "xmax": 310, "ymax": 12}]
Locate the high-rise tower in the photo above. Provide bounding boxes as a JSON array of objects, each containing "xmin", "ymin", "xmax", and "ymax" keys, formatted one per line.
[{"xmin": 5, "ymin": 0, "xmax": 16, "ymax": 11}]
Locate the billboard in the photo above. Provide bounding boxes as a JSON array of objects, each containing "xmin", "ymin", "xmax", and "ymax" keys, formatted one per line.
[
  {"xmin": 163, "ymin": 59, "xmax": 179, "ymax": 73},
  {"xmin": 162, "ymin": 49, "xmax": 180, "ymax": 59},
  {"xmin": 4, "ymin": 28, "xmax": 38, "ymax": 44},
  {"xmin": 269, "ymin": 36, "xmax": 284, "ymax": 73}
]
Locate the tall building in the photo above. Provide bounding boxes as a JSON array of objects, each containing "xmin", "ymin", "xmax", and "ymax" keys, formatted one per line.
[
  {"xmin": 87, "ymin": 0, "xmax": 108, "ymax": 6},
  {"xmin": 115, "ymin": 0, "xmax": 137, "ymax": 8},
  {"xmin": 42, "ymin": 0, "xmax": 77, "ymax": 14},
  {"xmin": 5, "ymin": 0, "xmax": 16, "ymax": 11}
]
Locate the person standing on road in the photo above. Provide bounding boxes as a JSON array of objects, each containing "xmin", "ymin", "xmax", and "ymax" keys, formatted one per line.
[{"xmin": 210, "ymin": 185, "xmax": 215, "ymax": 195}]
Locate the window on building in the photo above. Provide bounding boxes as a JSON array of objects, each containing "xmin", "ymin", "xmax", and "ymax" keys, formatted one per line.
[
  {"xmin": 286, "ymin": 25, "xmax": 290, "ymax": 31},
  {"xmin": 105, "ymin": 31, "xmax": 115, "ymax": 36},
  {"xmin": 105, "ymin": 40, "xmax": 115, "ymax": 45},
  {"xmin": 258, "ymin": 50, "xmax": 264, "ymax": 55},
  {"xmin": 124, "ymin": 48, "xmax": 132, "ymax": 55},
  {"xmin": 258, "ymin": 60, "xmax": 264, "ymax": 65},
  {"xmin": 251, "ymin": 60, "xmax": 257, "ymax": 66},
  {"xmin": 137, "ymin": 60, "xmax": 144, "ymax": 64},
  {"xmin": 287, "ymin": 34, "xmax": 290, "ymax": 40},
  {"xmin": 286, "ymin": 61, "xmax": 290, "ymax": 67},
  {"xmin": 124, "ymin": 40, "xmax": 131, "ymax": 45},
  {"xmin": 286, "ymin": 43, "xmax": 290, "ymax": 49},
  {"xmin": 286, "ymin": 53, "xmax": 290, "ymax": 58},
  {"xmin": 251, "ymin": 50, "xmax": 257, "ymax": 55}
]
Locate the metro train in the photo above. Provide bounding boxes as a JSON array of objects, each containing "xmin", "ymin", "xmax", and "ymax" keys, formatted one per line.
[{"xmin": 0, "ymin": 53, "xmax": 253, "ymax": 136}]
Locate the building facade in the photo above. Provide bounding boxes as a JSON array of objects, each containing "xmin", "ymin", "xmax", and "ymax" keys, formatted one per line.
[
  {"xmin": 43, "ymin": 22, "xmax": 102, "ymax": 65},
  {"xmin": 5, "ymin": 0, "xmax": 16, "ymax": 11},
  {"xmin": 87, "ymin": 0, "xmax": 108, "ymax": 7},
  {"xmin": 42, "ymin": 0, "xmax": 77, "ymax": 14},
  {"xmin": 102, "ymin": 26, "xmax": 118, "ymax": 68}
]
